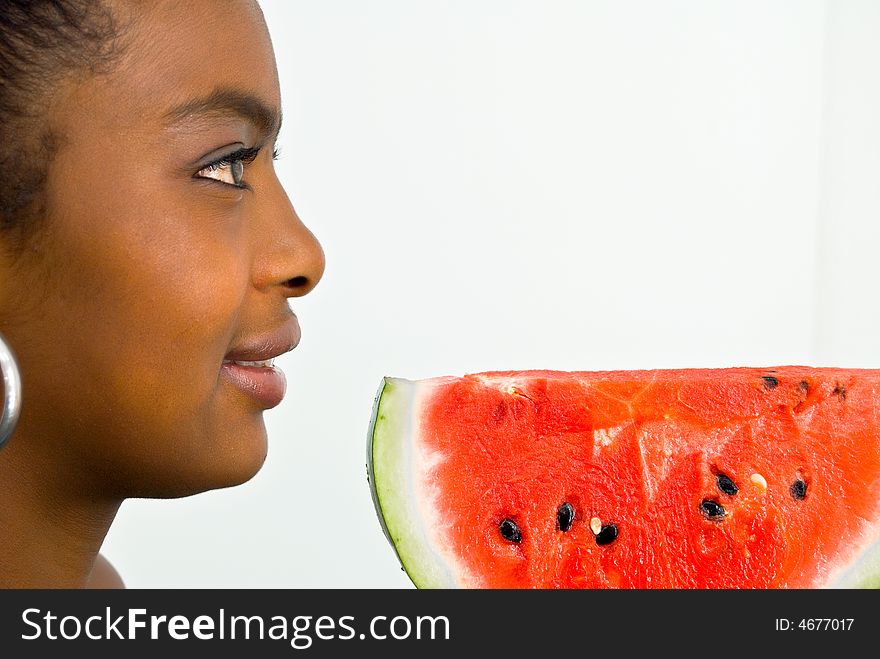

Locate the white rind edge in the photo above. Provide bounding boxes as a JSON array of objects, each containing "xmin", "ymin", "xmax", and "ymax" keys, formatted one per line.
[
  {"xmin": 826, "ymin": 527, "xmax": 880, "ymax": 588},
  {"xmin": 366, "ymin": 377, "xmax": 459, "ymax": 588}
]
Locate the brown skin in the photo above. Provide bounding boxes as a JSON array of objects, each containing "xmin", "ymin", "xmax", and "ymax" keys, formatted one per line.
[{"xmin": 0, "ymin": 0, "xmax": 324, "ymax": 587}]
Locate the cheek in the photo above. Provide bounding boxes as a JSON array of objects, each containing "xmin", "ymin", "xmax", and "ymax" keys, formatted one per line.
[{"xmin": 39, "ymin": 178, "xmax": 249, "ymax": 446}]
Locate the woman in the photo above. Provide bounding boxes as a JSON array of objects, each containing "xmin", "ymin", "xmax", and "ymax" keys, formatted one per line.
[{"xmin": 0, "ymin": 0, "xmax": 325, "ymax": 587}]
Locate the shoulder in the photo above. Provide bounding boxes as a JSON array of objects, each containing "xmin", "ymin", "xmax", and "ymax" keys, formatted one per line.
[{"xmin": 86, "ymin": 553, "xmax": 125, "ymax": 589}]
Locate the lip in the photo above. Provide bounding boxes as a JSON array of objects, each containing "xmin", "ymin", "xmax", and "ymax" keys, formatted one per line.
[
  {"xmin": 224, "ymin": 317, "xmax": 301, "ymax": 362},
  {"xmin": 220, "ymin": 316, "xmax": 301, "ymax": 408},
  {"xmin": 221, "ymin": 362, "xmax": 287, "ymax": 409}
]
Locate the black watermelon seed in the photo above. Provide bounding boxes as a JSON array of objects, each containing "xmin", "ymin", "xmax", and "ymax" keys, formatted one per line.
[
  {"xmin": 716, "ymin": 473, "xmax": 738, "ymax": 496},
  {"xmin": 833, "ymin": 385, "xmax": 847, "ymax": 401},
  {"xmin": 762, "ymin": 376, "xmax": 779, "ymax": 389},
  {"xmin": 790, "ymin": 479, "xmax": 807, "ymax": 500},
  {"xmin": 700, "ymin": 499, "xmax": 726, "ymax": 520},
  {"xmin": 799, "ymin": 380, "xmax": 809, "ymax": 393},
  {"xmin": 595, "ymin": 524, "xmax": 618, "ymax": 546},
  {"xmin": 499, "ymin": 518, "xmax": 522, "ymax": 543},
  {"xmin": 557, "ymin": 502, "xmax": 574, "ymax": 532}
]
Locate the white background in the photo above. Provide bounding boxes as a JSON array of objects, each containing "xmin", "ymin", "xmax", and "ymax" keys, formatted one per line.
[{"xmin": 102, "ymin": 0, "xmax": 880, "ymax": 587}]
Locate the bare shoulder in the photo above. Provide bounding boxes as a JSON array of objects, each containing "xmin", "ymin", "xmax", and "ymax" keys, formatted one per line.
[{"xmin": 86, "ymin": 553, "xmax": 125, "ymax": 589}]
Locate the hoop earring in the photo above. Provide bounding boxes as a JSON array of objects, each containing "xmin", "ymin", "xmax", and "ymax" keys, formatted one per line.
[{"xmin": 0, "ymin": 332, "xmax": 22, "ymax": 449}]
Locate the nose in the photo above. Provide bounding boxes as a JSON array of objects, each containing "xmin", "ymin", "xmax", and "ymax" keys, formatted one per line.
[{"xmin": 251, "ymin": 171, "xmax": 325, "ymax": 298}]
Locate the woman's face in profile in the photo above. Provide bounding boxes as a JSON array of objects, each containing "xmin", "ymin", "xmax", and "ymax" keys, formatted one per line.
[{"xmin": 2, "ymin": 0, "xmax": 324, "ymax": 496}]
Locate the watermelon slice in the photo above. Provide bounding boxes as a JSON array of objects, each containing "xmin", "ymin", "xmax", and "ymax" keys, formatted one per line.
[{"xmin": 367, "ymin": 367, "xmax": 880, "ymax": 588}]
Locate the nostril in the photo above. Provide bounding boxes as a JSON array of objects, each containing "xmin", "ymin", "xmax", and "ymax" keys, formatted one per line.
[{"xmin": 285, "ymin": 276, "xmax": 308, "ymax": 288}]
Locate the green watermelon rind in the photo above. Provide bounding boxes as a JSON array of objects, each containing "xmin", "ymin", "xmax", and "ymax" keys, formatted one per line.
[{"xmin": 367, "ymin": 377, "xmax": 449, "ymax": 589}]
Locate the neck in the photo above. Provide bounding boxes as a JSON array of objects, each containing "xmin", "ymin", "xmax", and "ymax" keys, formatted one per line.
[{"xmin": 0, "ymin": 431, "xmax": 121, "ymax": 588}]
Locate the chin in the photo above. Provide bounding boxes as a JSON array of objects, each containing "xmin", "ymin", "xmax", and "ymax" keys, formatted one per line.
[
  {"xmin": 126, "ymin": 419, "xmax": 270, "ymax": 499},
  {"xmin": 191, "ymin": 427, "xmax": 269, "ymax": 497},
  {"xmin": 145, "ymin": 451, "xmax": 268, "ymax": 499}
]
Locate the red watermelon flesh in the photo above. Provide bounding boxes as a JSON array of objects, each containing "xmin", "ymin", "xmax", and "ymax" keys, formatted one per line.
[{"xmin": 367, "ymin": 367, "xmax": 880, "ymax": 588}]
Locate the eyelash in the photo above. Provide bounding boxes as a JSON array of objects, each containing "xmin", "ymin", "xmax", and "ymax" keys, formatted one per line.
[{"xmin": 196, "ymin": 145, "xmax": 281, "ymax": 190}]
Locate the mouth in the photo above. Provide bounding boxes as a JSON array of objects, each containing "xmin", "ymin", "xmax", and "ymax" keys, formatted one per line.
[
  {"xmin": 220, "ymin": 317, "xmax": 301, "ymax": 409},
  {"xmin": 222, "ymin": 357, "xmax": 276, "ymax": 368}
]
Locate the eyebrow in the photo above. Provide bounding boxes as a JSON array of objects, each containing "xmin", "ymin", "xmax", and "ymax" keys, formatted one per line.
[{"xmin": 164, "ymin": 87, "xmax": 282, "ymax": 141}]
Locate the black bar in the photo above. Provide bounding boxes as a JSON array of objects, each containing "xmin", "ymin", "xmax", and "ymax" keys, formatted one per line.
[{"xmin": 0, "ymin": 589, "xmax": 874, "ymax": 657}]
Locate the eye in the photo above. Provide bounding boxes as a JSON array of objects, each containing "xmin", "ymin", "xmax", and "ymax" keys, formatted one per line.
[{"xmin": 195, "ymin": 146, "xmax": 261, "ymax": 188}]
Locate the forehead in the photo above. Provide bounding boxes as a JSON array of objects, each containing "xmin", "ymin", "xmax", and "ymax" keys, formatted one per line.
[{"xmin": 78, "ymin": 0, "xmax": 280, "ymax": 134}]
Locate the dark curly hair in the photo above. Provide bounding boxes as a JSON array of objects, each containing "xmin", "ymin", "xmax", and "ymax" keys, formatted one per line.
[{"xmin": 0, "ymin": 0, "xmax": 128, "ymax": 252}]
